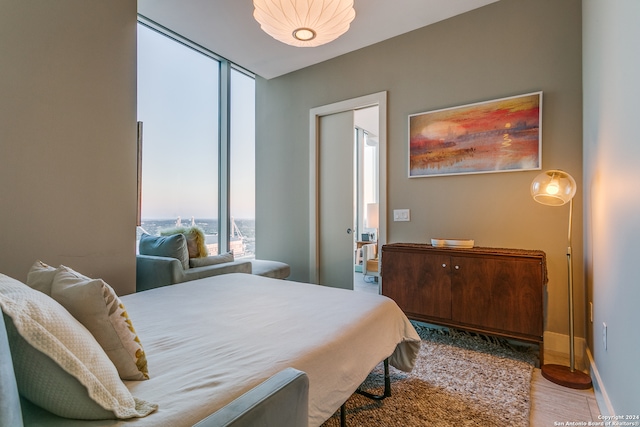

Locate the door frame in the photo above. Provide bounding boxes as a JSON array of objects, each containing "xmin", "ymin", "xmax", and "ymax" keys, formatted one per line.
[{"xmin": 309, "ymin": 91, "xmax": 387, "ymax": 284}]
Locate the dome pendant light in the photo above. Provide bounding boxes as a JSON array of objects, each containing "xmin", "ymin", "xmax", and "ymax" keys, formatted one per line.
[{"xmin": 253, "ymin": 0, "xmax": 356, "ymax": 47}]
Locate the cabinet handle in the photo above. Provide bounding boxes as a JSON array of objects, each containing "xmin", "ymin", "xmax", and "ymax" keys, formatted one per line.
[
  {"xmin": 454, "ymin": 265, "xmax": 460, "ymax": 270},
  {"xmin": 442, "ymin": 263, "xmax": 447, "ymax": 268}
]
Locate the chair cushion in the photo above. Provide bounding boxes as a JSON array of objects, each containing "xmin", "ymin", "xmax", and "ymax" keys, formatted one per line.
[
  {"xmin": 51, "ymin": 266, "xmax": 149, "ymax": 381},
  {"xmin": 0, "ymin": 274, "xmax": 157, "ymax": 420},
  {"xmin": 139, "ymin": 233, "xmax": 189, "ymax": 270},
  {"xmin": 189, "ymin": 251, "xmax": 234, "ymax": 268},
  {"xmin": 250, "ymin": 260, "xmax": 290, "ymax": 279}
]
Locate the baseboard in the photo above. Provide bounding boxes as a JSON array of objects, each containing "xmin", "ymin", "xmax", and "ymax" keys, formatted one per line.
[
  {"xmin": 544, "ymin": 331, "xmax": 587, "ymax": 361},
  {"xmin": 587, "ymin": 348, "xmax": 614, "ymax": 417}
]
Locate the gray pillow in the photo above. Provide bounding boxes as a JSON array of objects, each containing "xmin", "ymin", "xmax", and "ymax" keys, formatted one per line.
[
  {"xmin": 139, "ymin": 233, "xmax": 189, "ymax": 270},
  {"xmin": 189, "ymin": 251, "xmax": 234, "ymax": 268}
]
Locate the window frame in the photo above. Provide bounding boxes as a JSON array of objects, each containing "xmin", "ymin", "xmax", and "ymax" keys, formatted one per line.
[{"xmin": 137, "ymin": 15, "xmax": 255, "ymax": 255}]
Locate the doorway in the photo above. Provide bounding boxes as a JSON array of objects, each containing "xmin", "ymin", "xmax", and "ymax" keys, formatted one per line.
[
  {"xmin": 309, "ymin": 92, "xmax": 387, "ymax": 290},
  {"xmin": 354, "ymin": 108, "xmax": 380, "ymax": 293}
]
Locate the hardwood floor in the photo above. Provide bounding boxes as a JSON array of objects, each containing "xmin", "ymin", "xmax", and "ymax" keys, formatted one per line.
[
  {"xmin": 352, "ymin": 271, "xmax": 602, "ymax": 425},
  {"xmin": 530, "ymin": 351, "xmax": 600, "ymax": 426}
]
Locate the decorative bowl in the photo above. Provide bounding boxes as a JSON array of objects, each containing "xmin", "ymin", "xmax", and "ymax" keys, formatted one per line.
[{"xmin": 431, "ymin": 238, "xmax": 474, "ymax": 249}]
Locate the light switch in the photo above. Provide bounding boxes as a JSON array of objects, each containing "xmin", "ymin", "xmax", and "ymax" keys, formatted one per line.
[{"xmin": 393, "ymin": 209, "xmax": 410, "ymax": 221}]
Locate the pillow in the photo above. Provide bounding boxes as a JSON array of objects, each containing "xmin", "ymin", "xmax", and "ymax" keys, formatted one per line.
[
  {"xmin": 26, "ymin": 260, "xmax": 59, "ymax": 296},
  {"xmin": 139, "ymin": 233, "xmax": 189, "ymax": 270},
  {"xmin": 160, "ymin": 226, "xmax": 209, "ymax": 258},
  {"xmin": 26, "ymin": 260, "xmax": 91, "ymax": 296},
  {"xmin": 189, "ymin": 251, "xmax": 234, "ymax": 268},
  {"xmin": 51, "ymin": 266, "xmax": 149, "ymax": 381},
  {"xmin": 0, "ymin": 274, "xmax": 157, "ymax": 420}
]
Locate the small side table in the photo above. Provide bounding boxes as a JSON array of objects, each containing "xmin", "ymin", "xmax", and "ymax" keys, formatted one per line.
[
  {"xmin": 366, "ymin": 258, "xmax": 379, "ymax": 274},
  {"xmin": 365, "ymin": 258, "xmax": 379, "ymax": 282}
]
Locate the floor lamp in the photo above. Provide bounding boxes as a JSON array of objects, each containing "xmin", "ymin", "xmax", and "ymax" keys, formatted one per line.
[{"xmin": 530, "ymin": 170, "xmax": 592, "ymax": 389}]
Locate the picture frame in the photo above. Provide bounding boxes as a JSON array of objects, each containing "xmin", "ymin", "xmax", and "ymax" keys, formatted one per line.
[{"xmin": 408, "ymin": 92, "xmax": 542, "ymax": 178}]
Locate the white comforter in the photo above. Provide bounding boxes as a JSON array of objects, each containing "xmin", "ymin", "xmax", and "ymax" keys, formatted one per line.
[{"xmin": 22, "ymin": 273, "xmax": 421, "ymax": 427}]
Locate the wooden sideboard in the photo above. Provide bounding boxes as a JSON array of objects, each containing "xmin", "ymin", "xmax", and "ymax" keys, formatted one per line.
[{"xmin": 381, "ymin": 243, "xmax": 547, "ymax": 355}]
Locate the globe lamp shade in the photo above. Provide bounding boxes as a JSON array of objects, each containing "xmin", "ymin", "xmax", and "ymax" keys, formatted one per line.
[
  {"xmin": 253, "ymin": 0, "xmax": 356, "ymax": 47},
  {"xmin": 530, "ymin": 170, "xmax": 577, "ymax": 206}
]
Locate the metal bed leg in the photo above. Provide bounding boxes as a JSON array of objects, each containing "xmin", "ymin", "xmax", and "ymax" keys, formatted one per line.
[
  {"xmin": 340, "ymin": 358, "xmax": 391, "ymax": 426},
  {"xmin": 355, "ymin": 358, "xmax": 391, "ymax": 400}
]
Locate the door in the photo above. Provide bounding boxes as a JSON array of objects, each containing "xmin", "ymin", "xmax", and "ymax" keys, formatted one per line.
[
  {"xmin": 309, "ymin": 91, "xmax": 387, "ymax": 287},
  {"xmin": 318, "ymin": 111, "xmax": 355, "ymax": 289}
]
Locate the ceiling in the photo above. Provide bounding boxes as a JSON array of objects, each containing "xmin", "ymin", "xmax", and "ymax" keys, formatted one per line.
[{"xmin": 138, "ymin": 0, "xmax": 498, "ymax": 80}]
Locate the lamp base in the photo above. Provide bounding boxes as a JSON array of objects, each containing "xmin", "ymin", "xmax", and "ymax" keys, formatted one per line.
[{"xmin": 541, "ymin": 364, "xmax": 592, "ymax": 390}]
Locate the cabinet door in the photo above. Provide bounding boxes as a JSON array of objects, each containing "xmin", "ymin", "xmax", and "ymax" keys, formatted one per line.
[
  {"xmin": 382, "ymin": 250, "xmax": 451, "ymax": 320},
  {"xmin": 450, "ymin": 256, "xmax": 543, "ymax": 338}
]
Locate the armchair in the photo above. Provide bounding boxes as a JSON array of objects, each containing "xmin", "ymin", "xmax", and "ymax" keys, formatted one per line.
[
  {"xmin": 136, "ymin": 233, "xmax": 252, "ymax": 292},
  {"xmin": 136, "ymin": 233, "xmax": 290, "ymax": 292},
  {"xmin": 136, "ymin": 254, "xmax": 252, "ymax": 292}
]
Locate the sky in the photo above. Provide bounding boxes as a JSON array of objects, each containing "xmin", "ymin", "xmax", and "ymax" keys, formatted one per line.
[{"xmin": 137, "ymin": 24, "xmax": 255, "ymax": 220}]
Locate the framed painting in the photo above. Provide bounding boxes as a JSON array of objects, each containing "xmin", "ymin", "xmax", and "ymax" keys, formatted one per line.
[{"xmin": 408, "ymin": 92, "xmax": 542, "ymax": 177}]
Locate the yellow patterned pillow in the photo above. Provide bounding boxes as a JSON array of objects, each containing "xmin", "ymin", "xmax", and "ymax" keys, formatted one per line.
[{"xmin": 51, "ymin": 266, "xmax": 149, "ymax": 381}]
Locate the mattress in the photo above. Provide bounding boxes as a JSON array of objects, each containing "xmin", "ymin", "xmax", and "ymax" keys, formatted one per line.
[{"xmin": 21, "ymin": 273, "xmax": 421, "ymax": 427}]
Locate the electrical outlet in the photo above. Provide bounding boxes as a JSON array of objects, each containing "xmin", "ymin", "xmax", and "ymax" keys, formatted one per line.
[
  {"xmin": 393, "ymin": 209, "xmax": 410, "ymax": 222},
  {"xmin": 590, "ymin": 302, "xmax": 593, "ymax": 323},
  {"xmin": 602, "ymin": 322, "xmax": 607, "ymax": 351}
]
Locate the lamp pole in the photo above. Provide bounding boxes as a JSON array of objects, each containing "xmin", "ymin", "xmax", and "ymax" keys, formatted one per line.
[{"xmin": 567, "ymin": 198, "xmax": 575, "ymax": 372}]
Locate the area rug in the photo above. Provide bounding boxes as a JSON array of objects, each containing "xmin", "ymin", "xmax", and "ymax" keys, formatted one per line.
[{"xmin": 322, "ymin": 323, "xmax": 537, "ymax": 427}]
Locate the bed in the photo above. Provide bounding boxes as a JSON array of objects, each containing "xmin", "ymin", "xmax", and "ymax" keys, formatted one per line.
[{"xmin": 3, "ymin": 272, "xmax": 421, "ymax": 427}]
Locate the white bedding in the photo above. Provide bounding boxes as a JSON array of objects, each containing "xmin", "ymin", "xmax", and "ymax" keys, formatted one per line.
[{"xmin": 21, "ymin": 273, "xmax": 421, "ymax": 427}]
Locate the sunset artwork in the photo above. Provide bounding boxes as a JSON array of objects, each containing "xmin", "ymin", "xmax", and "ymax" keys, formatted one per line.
[{"xmin": 409, "ymin": 92, "xmax": 542, "ymax": 177}]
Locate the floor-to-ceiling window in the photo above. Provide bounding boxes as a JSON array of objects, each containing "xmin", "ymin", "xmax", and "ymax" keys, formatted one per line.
[
  {"xmin": 137, "ymin": 20, "xmax": 255, "ymax": 258},
  {"xmin": 230, "ymin": 69, "xmax": 256, "ymax": 258}
]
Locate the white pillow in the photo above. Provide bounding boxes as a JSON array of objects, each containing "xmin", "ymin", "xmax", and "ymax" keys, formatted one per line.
[
  {"xmin": 26, "ymin": 260, "xmax": 59, "ymax": 296},
  {"xmin": 0, "ymin": 274, "xmax": 157, "ymax": 420},
  {"xmin": 51, "ymin": 266, "xmax": 149, "ymax": 381}
]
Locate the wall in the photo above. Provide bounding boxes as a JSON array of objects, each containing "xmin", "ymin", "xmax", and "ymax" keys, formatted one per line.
[
  {"xmin": 257, "ymin": 0, "xmax": 584, "ymax": 341},
  {"xmin": 583, "ymin": 0, "xmax": 640, "ymax": 415},
  {"xmin": 0, "ymin": 0, "xmax": 137, "ymax": 295}
]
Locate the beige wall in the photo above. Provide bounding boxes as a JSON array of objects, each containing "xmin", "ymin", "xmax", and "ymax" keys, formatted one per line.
[
  {"xmin": 257, "ymin": 0, "xmax": 584, "ymax": 338},
  {"xmin": 583, "ymin": 0, "xmax": 640, "ymax": 415},
  {"xmin": 0, "ymin": 0, "xmax": 137, "ymax": 295}
]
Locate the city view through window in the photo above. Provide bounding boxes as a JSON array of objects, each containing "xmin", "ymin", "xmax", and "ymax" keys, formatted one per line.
[{"xmin": 137, "ymin": 23, "xmax": 255, "ymax": 258}]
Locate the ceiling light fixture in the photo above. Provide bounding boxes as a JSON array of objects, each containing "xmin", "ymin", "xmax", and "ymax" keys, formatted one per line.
[{"xmin": 253, "ymin": 0, "xmax": 356, "ymax": 48}]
